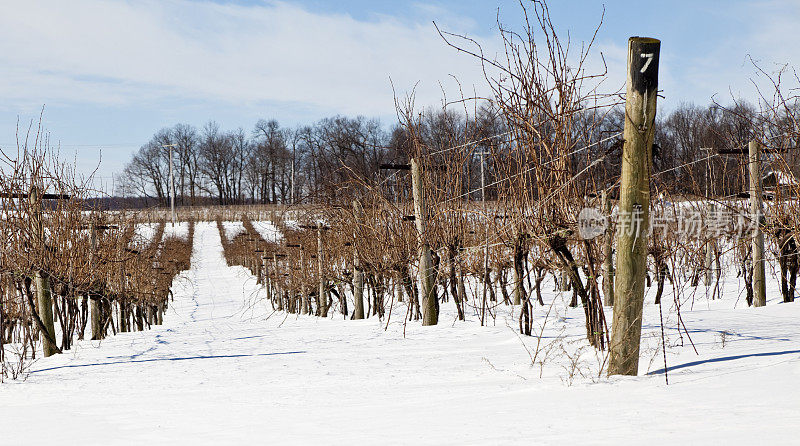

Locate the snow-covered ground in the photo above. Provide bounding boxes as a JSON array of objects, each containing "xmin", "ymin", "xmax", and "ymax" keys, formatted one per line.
[
  {"xmin": 133, "ymin": 222, "xmax": 159, "ymax": 244},
  {"xmin": 221, "ymin": 220, "xmax": 244, "ymax": 241},
  {"xmin": 251, "ymin": 220, "xmax": 282, "ymax": 243},
  {"xmin": 1, "ymin": 222, "xmax": 799, "ymax": 445},
  {"xmin": 163, "ymin": 221, "xmax": 190, "ymax": 240}
]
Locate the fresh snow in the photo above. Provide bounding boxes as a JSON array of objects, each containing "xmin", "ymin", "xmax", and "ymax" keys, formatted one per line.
[
  {"xmin": 251, "ymin": 220, "xmax": 282, "ymax": 243},
  {"xmin": 221, "ymin": 221, "xmax": 245, "ymax": 241},
  {"xmin": 163, "ymin": 221, "xmax": 190, "ymax": 240},
  {"xmin": 133, "ymin": 222, "xmax": 159, "ymax": 245},
  {"xmin": 1, "ymin": 222, "xmax": 799, "ymax": 445}
]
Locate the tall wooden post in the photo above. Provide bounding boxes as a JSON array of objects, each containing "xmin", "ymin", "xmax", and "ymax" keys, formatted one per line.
[
  {"xmin": 317, "ymin": 226, "xmax": 328, "ymax": 317},
  {"xmin": 352, "ymin": 200, "xmax": 365, "ymax": 320},
  {"xmin": 263, "ymin": 256, "xmax": 271, "ymax": 301},
  {"xmin": 30, "ymin": 187, "xmax": 58, "ymax": 357},
  {"xmin": 705, "ymin": 205, "xmax": 715, "ymax": 287},
  {"xmin": 119, "ymin": 251, "xmax": 127, "ymax": 326},
  {"xmin": 272, "ymin": 254, "xmax": 283, "ymax": 311},
  {"xmin": 273, "ymin": 254, "xmax": 284, "ymax": 311},
  {"xmin": 704, "ymin": 152, "xmax": 714, "ymax": 287},
  {"xmin": 749, "ymin": 140, "xmax": 767, "ymax": 307},
  {"xmin": 33, "ymin": 271, "xmax": 56, "ymax": 356},
  {"xmin": 512, "ymin": 223, "xmax": 525, "ymax": 306},
  {"xmin": 608, "ymin": 37, "xmax": 660, "ymax": 376},
  {"xmin": 89, "ymin": 222, "xmax": 103, "ymax": 339},
  {"xmin": 480, "ymin": 151, "xmax": 489, "ymax": 324},
  {"xmin": 602, "ymin": 190, "xmax": 615, "ymax": 306},
  {"xmin": 300, "ymin": 247, "xmax": 309, "ymax": 315},
  {"xmin": 411, "ymin": 158, "xmax": 437, "ymax": 326},
  {"xmin": 287, "ymin": 259, "xmax": 296, "ymax": 314}
]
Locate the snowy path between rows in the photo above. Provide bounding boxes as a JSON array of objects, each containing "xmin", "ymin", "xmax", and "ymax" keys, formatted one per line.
[{"xmin": 2, "ymin": 222, "xmax": 800, "ymax": 445}]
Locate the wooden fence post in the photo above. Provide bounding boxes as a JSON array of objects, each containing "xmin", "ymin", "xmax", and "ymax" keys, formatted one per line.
[
  {"xmin": 705, "ymin": 203, "xmax": 715, "ymax": 287},
  {"xmin": 411, "ymin": 158, "xmax": 437, "ymax": 326},
  {"xmin": 273, "ymin": 254, "xmax": 283, "ymax": 311},
  {"xmin": 88, "ymin": 222, "xmax": 104, "ymax": 339},
  {"xmin": 512, "ymin": 221, "xmax": 523, "ymax": 306},
  {"xmin": 608, "ymin": 36, "xmax": 660, "ymax": 376},
  {"xmin": 352, "ymin": 200, "xmax": 365, "ymax": 320},
  {"xmin": 30, "ymin": 187, "xmax": 58, "ymax": 357},
  {"xmin": 261, "ymin": 253, "xmax": 272, "ymax": 301},
  {"xmin": 602, "ymin": 189, "xmax": 615, "ymax": 306},
  {"xmin": 300, "ymin": 246, "xmax": 310, "ymax": 315},
  {"xmin": 749, "ymin": 140, "xmax": 767, "ymax": 307},
  {"xmin": 317, "ymin": 226, "xmax": 328, "ymax": 317}
]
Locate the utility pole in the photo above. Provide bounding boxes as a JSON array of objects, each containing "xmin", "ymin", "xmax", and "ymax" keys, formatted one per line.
[
  {"xmin": 749, "ymin": 140, "xmax": 767, "ymax": 307},
  {"xmin": 291, "ymin": 142, "xmax": 296, "ymax": 205},
  {"xmin": 411, "ymin": 158, "xmax": 437, "ymax": 326},
  {"xmin": 608, "ymin": 37, "xmax": 660, "ymax": 377},
  {"xmin": 162, "ymin": 144, "xmax": 177, "ymax": 227}
]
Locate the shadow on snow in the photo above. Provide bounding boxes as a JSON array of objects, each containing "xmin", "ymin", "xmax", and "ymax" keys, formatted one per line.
[
  {"xmin": 31, "ymin": 351, "xmax": 307, "ymax": 374},
  {"xmin": 647, "ymin": 349, "xmax": 800, "ymax": 375}
]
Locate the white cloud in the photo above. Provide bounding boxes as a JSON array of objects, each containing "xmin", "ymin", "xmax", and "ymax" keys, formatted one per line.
[
  {"xmin": 668, "ymin": 0, "xmax": 800, "ymax": 108},
  {"xmin": 2, "ymin": 0, "xmax": 798, "ymax": 122},
  {"xmin": 0, "ymin": 0, "xmax": 638, "ymax": 121},
  {"xmin": 0, "ymin": 0, "xmax": 508, "ymax": 116}
]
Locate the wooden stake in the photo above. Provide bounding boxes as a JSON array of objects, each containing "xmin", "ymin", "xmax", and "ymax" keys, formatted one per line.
[
  {"xmin": 352, "ymin": 200, "xmax": 365, "ymax": 320},
  {"xmin": 30, "ymin": 187, "xmax": 58, "ymax": 357},
  {"xmin": 300, "ymin": 247, "xmax": 309, "ymax": 315},
  {"xmin": 479, "ymin": 151, "xmax": 489, "ymax": 324},
  {"xmin": 608, "ymin": 37, "xmax": 660, "ymax": 376},
  {"xmin": 749, "ymin": 140, "xmax": 767, "ymax": 307},
  {"xmin": 274, "ymin": 254, "xmax": 283, "ymax": 311},
  {"xmin": 317, "ymin": 226, "xmax": 328, "ymax": 317},
  {"xmin": 89, "ymin": 222, "xmax": 103, "ymax": 340},
  {"xmin": 705, "ymin": 203, "xmax": 716, "ymax": 288},
  {"xmin": 602, "ymin": 189, "xmax": 615, "ymax": 306},
  {"xmin": 263, "ymin": 256, "xmax": 272, "ymax": 304},
  {"xmin": 703, "ymin": 151, "xmax": 714, "ymax": 287},
  {"xmin": 411, "ymin": 158, "xmax": 437, "ymax": 326}
]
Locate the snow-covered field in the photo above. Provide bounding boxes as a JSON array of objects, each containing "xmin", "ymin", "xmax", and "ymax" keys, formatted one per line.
[
  {"xmin": 163, "ymin": 221, "xmax": 190, "ymax": 240},
  {"xmin": 251, "ymin": 220, "xmax": 282, "ymax": 243},
  {"xmin": 1, "ymin": 222, "xmax": 798, "ymax": 445},
  {"xmin": 133, "ymin": 222, "xmax": 159, "ymax": 244},
  {"xmin": 221, "ymin": 220, "xmax": 245, "ymax": 240}
]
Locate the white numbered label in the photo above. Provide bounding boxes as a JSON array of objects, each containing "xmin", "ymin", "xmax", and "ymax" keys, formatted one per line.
[{"xmin": 640, "ymin": 53, "xmax": 654, "ymax": 73}]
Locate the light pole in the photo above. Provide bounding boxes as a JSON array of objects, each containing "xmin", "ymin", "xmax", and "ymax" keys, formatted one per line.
[
  {"xmin": 700, "ymin": 147, "xmax": 715, "ymax": 288},
  {"xmin": 291, "ymin": 143, "xmax": 296, "ymax": 205},
  {"xmin": 162, "ymin": 144, "xmax": 178, "ymax": 226}
]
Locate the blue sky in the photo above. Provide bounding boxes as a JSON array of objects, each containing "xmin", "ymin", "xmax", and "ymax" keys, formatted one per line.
[{"xmin": 0, "ymin": 0, "xmax": 797, "ymax": 191}]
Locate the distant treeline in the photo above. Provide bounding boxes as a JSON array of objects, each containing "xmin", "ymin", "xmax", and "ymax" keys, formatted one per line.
[{"xmin": 118, "ymin": 100, "xmax": 797, "ymax": 206}]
